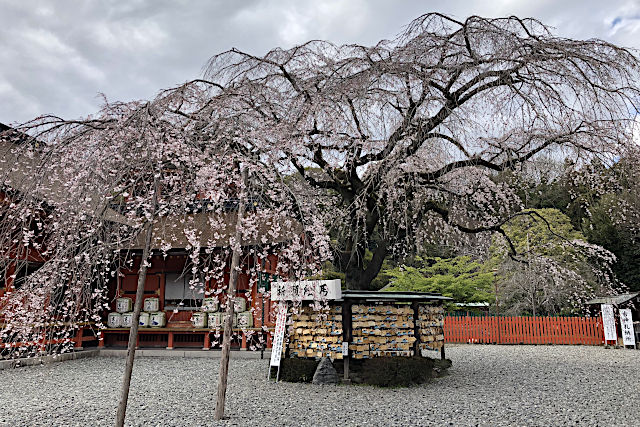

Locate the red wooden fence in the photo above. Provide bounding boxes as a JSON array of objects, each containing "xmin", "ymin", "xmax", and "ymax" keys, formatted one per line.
[{"xmin": 444, "ymin": 316, "xmax": 605, "ymax": 345}]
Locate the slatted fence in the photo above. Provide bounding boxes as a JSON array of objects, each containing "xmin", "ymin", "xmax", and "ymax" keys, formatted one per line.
[{"xmin": 444, "ymin": 315, "xmax": 605, "ymax": 345}]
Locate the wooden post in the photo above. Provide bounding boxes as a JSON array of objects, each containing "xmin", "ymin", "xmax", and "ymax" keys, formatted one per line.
[
  {"xmin": 203, "ymin": 332, "xmax": 210, "ymax": 350},
  {"xmin": 74, "ymin": 327, "xmax": 83, "ymax": 350},
  {"xmin": 214, "ymin": 167, "xmax": 248, "ymax": 421},
  {"xmin": 6, "ymin": 262, "xmax": 15, "ymax": 291},
  {"xmin": 439, "ymin": 302, "xmax": 445, "ymax": 360},
  {"xmin": 260, "ymin": 293, "xmax": 265, "ymax": 360},
  {"xmin": 38, "ymin": 332, "xmax": 46, "ymax": 354},
  {"xmin": 241, "ymin": 332, "xmax": 247, "ymax": 350},
  {"xmin": 115, "ymin": 179, "xmax": 157, "ymax": 427},
  {"xmin": 167, "ymin": 332, "xmax": 174, "ymax": 350},
  {"xmin": 412, "ymin": 302, "xmax": 421, "ymax": 357},
  {"xmin": 115, "ymin": 218, "xmax": 155, "ymax": 427},
  {"xmin": 342, "ymin": 301, "xmax": 352, "ymax": 383}
]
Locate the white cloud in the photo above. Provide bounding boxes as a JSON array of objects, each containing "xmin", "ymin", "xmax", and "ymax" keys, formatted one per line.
[
  {"xmin": 18, "ymin": 28, "xmax": 106, "ymax": 84},
  {"xmin": 1, "ymin": 0, "xmax": 640, "ymax": 124},
  {"xmin": 92, "ymin": 20, "xmax": 168, "ymax": 51},
  {"xmin": 0, "ymin": 78, "xmax": 44, "ymax": 121},
  {"xmin": 231, "ymin": 0, "xmax": 369, "ymax": 47}
]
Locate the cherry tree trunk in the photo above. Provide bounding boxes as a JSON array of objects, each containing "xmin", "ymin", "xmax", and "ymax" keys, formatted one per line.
[
  {"xmin": 214, "ymin": 167, "xmax": 248, "ymax": 421},
  {"xmin": 343, "ymin": 239, "xmax": 389, "ymax": 290}
]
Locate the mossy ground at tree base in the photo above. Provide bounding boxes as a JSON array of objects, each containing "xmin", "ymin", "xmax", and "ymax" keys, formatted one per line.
[{"xmin": 273, "ymin": 357, "xmax": 452, "ymax": 387}]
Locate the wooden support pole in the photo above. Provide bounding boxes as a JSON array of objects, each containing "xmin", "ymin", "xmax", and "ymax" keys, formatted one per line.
[
  {"xmin": 214, "ymin": 167, "xmax": 248, "ymax": 421},
  {"xmin": 115, "ymin": 218, "xmax": 155, "ymax": 427},
  {"xmin": 439, "ymin": 302, "xmax": 446, "ymax": 360},
  {"xmin": 38, "ymin": 333, "xmax": 46, "ymax": 354},
  {"xmin": 6, "ymin": 262, "xmax": 15, "ymax": 291},
  {"xmin": 260, "ymin": 293, "xmax": 265, "ymax": 360},
  {"xmin": 114, "ymin": 177, "xmax": 158, "ymax": 427},
  {"xmin": 412, "ymin": 302, "xmax": 420, "ymax": 357},
  {"xmin": 241, "ymin": 332, "xmax": 247, "ymax": 350},
  {"xmin": 167, "ymin": 332, "xmax": 174, "ymax": 350},
  {"xmin": 74, "ymin": 327, "xmax": 83, "ymax": 350},
  {"xmin": 342, "ymin": 301, "xmax": 352, "ymax": 383}
]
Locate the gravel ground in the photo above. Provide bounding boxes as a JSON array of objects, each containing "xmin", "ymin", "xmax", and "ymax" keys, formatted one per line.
[{"xmin": 1, "ymin": 345, "xmax": 639, "ymax": 426}]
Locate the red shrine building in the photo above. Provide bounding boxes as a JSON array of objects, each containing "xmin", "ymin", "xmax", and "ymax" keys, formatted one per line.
[{"xmin": 101, "ymin": 243, "xmax": 281, "ymax": 351}]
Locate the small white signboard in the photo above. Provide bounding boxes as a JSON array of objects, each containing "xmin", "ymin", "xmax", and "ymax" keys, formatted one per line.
[
  {"xmin": 620, "ymin": 308, "xmax": 635, "ymax": 347},
  {"xmin": 601, "ymin": 304, "xmax": 617, "ymax": 342},
  {"xmin": 269, "ymin": 302, "xmax": 288, "ymax": 368},
  {"xmin": 271, "ymin": 279, "xmax": 342, "ymax": 301},
  {"xmin": 342, "ymin": 341, "xmax": 349, "ymax": 356}
]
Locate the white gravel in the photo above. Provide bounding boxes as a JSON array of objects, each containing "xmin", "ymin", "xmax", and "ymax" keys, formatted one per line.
[{"xmin": 1, "ymin": 345, "xmax": 639, "ymax": 426}]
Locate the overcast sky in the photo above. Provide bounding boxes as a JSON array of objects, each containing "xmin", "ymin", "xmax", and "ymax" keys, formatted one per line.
[{"xmin": 1, "ymin": 0, "xmax": 640, "ymax": 125}]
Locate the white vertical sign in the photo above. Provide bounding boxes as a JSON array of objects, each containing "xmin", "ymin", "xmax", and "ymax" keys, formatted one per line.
[
  {"xmin": 269, "ymin": 302, "xmax": 288, "ymax": 368},
  {"xmin": 619, "ymin": 308, "xmax": 635, "ymax": 347},
  {"xmin": 601, "ymin": 304, "xmax": 617, "ymax": 341}
]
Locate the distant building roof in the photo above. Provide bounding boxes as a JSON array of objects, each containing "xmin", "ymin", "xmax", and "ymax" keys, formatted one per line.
[{"xmin": 585, "ymin": 292, "xmax": 640, "ymax": 305}]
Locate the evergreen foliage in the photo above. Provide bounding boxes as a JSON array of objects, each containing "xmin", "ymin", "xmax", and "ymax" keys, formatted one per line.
[{"xmin": 384, "ymin": 256, "xmax": 495, "ymax": 306}]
